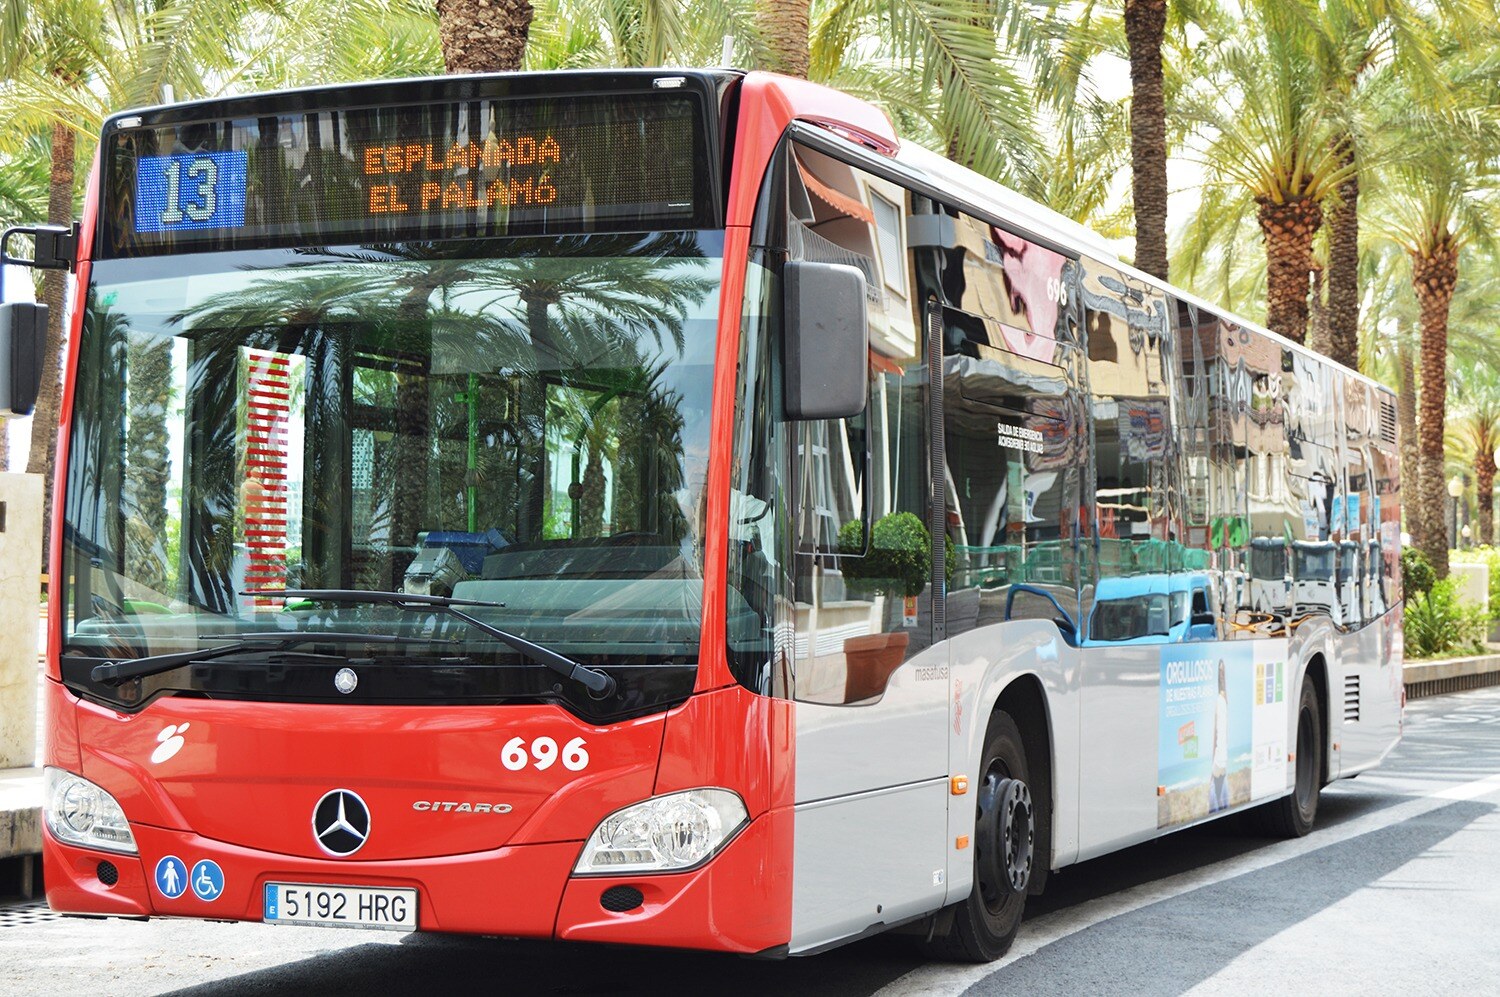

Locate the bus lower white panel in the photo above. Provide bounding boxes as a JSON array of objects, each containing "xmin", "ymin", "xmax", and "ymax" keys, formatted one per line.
[
  {"xmin": 1077, "ymin": 644, "xmax": 1160, "ymax": 860},
  {"xmin": 1335, "ymin": 609, "xmax": 1403, "ymax": 777},
  {"xmin": 790, "ymin": 779, "xmax": 948, "ymax": 954}
]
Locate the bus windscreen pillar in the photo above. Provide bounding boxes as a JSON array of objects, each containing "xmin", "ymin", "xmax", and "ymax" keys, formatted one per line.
[{"xmin": 0, "ymin": 471, "xmax": 41, "ymax": 768}]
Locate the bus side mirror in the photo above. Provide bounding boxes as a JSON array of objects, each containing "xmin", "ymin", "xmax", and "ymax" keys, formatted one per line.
[
  {"xmin": 0, "ymin": 302, "xmax": 47, "ymax": 416},
  {"xmin": 783, "ymin": 261, "xmax": 868, "ymax": 421}
]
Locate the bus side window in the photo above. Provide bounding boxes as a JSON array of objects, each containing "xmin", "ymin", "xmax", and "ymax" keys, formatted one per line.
[
  {"xmin": 941, "ymin": 212, "xmax": 1082, "ymax": 645},
  {"xmin": 784, "ymin": 144, "xmax": 930, "ymax": 705},
  {"xmin": 1080, "ymin": 259, "xmax": 1174, "ymax": 644},
  {"xmin": 1171, "ymin": 296, "xmax": 1221, "ymax": 641}
]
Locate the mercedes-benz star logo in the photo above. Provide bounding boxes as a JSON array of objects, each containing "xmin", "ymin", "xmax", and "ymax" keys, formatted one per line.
[{"xmin": 312, "ymin": 789, "xmax": 371, "ymax": 857}]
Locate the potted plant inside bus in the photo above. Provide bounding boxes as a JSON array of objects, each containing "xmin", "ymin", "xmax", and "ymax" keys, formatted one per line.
[{"xmin": 836, "ymin": 512, "xmax": 931, "ymax": 700}]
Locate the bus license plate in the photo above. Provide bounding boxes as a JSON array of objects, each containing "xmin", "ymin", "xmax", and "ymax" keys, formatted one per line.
[{"xmin": 264, "ymin": 882, "xmax": 417, "ymax": 930}]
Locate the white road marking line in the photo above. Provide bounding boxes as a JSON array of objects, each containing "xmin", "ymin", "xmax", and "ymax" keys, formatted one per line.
[
  {"xmin": 874, "ymin": 772, "xmax": 1500, "ymax": 997},
  {"xmin": 1431, "ymin": 770, "xmax": 1500, "ymax": 801}
]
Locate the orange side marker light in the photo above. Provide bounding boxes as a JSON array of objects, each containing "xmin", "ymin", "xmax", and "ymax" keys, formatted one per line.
[
  {"xmin": 956, "ymin": 836, "xmax": 970, "ymax": 850},
  {"xmin": 951, "ymin": 776, "xmax": 969, "ymax": 796}
]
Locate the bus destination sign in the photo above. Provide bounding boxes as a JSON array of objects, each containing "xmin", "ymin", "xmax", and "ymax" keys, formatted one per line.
[
  {"xmin": 106, "ymin": 92, "xmax": 707, "ymax": 255},
  {"xmin": 359, "ymin": 133, "xmax": 565, "ymax": 215}
]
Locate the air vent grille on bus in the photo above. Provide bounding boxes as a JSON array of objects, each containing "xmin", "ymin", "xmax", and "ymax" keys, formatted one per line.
[
  {"xmin": 1344, "ymin": 674, "xmax": 1361, "ymax": 723},
  {"xmin": 600, "ymin": 886, "xmax": 644, "ymax": 913},
  {"xmin": 1379, "ymin": 399, "xmax": 1398, "ymax": 448}
]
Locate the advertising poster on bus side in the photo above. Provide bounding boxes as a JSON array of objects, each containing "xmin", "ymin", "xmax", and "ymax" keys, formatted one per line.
[{"xmin": 1157, "ymin": 642, "xmax": 1287, "ymax": 828}]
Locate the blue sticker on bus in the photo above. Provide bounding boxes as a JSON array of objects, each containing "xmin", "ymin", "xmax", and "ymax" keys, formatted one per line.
[
  {"xmin": 154, "ymin": 855, "xmax": 187, "ymax": 899},
  {"xmin": 134, "ymin": 151, "xmax": 248, "ymax": 234},
  {"xmin": 190, "ymin": 859, "xmax": 225, "ymax": 901}
]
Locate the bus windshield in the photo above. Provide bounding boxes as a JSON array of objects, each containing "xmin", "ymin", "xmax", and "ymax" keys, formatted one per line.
[{"xmin": 61, "ymin": 231, "xmax": 722, "ymax": 676}]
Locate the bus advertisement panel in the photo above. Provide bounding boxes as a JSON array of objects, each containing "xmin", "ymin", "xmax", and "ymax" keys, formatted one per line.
[{"xmin": 1158, "ymin": 641, "xmax": 1289, "ymax": 828}]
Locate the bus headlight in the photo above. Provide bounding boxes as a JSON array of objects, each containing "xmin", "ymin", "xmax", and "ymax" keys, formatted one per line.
[
  {"xmin": 574, "ymin": 789, "xmax": 748, "ymax": 875},
  {"xmin": 44, "ymin": 768, "xmax": 137, "ymax": 855}
]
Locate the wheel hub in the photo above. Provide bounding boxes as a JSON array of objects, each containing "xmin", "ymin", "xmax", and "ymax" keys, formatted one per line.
[
  {"xmin": 977, "ymin": 773, "xmax": 1034, "ymax": 908},
  {"xmin": 998, "ymin": 779, "xmax": 1034, "ymax": 893}
]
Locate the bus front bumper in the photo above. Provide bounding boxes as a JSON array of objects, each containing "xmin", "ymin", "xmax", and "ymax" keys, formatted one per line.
[{"xmin": 42, "ymin": 807, "xmax": 789, "ymax": 952}]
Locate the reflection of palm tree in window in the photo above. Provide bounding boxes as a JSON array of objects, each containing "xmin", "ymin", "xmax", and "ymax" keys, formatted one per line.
[{"xmin": 169, "ymin": 235, "xmax": 711, "ymax": 579}]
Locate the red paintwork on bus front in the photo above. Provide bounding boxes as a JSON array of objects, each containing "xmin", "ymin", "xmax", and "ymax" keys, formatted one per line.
[
  {"xmin": 72, "ymin": 695, "xmax": 666, "ymax": 858},
  {"xmin": 44, "ymin": 71, "xmax": 886, "ymax": 952}
]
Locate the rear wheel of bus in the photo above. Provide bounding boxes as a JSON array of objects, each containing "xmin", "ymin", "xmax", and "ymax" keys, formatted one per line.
[
  {"xmin": 1253, "ymin": 674, "xmax": 1323, "ymax": 837},
  {"xmin": 922, "ymin": 710, "xmax": 1039, "ymax": 962}
]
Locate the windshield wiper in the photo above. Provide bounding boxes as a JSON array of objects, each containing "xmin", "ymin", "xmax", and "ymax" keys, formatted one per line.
[
  {"xmin": 245, "ymin": 589, "xmax": 618, "ymax": 699},
  {"xmin": 91, "ymin": 631, "xmax": 457, "ymax": 685}
]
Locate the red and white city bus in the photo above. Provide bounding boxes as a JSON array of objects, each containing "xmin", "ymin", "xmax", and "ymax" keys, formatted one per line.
[{"xmin": 10, "ymin": 69, "xmax": 1401, "ymax": 960}]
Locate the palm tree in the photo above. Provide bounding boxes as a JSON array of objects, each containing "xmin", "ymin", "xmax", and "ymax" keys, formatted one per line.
[
  {"xmin": 0, "ymin": 128, "xmax": 50, "ymax": 472},
  {"xmin": 435, "ymin": 0, "xmax": 533, "ymax": 71},
  {"xmin": 0, "ymin": 0, "xmax": 99, "ymax": 547},
  {"xmin": 230, "ymin": 0, "xmax": 442, "ymax": 87},
  {"xmin": 1123, "ymin": 0, "xmax": 1169, "ymax": 280},
  {"xmin": 757, "ymin": 0, "xmax": 808, "ymax": 77},
  {"xmin": 1068, "ymin": 0, "xmax": 1217, "ymax": 280},
  {"xmin": 1177, "ymin": 7, "xmax": 1355, "ymax": 344},
  {"xmin": 1301, "ymin": 0, "xmax": 1445, "ymax": 372},
  {"xmin": 528, "ymin": 0, "xmax": 753, "ymax": 69},
  {"xmin": 810, "ymin": 0, "xmax": 1045, "ymax": 184},
  {"xmin": 1374, "ymin": 105, "xmax": 1499, "ymax": 578},
  {"xmin": 1447, "ymin": 366, "xmax": 1500, "ymax": 546},
  {"xmin": 0, "ymin": 129, "xmax": 49, "ymax": 230}
]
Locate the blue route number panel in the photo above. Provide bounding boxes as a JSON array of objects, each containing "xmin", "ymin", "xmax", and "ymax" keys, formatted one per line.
[{"xmin": 134, "ymin": 151, "xmax": 248, "ymax": 234}]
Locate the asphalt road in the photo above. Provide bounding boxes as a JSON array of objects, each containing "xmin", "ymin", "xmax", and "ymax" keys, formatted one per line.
[{"xmin": 6, "ymin": 686, "xmax": 1500, "ymax": 996}]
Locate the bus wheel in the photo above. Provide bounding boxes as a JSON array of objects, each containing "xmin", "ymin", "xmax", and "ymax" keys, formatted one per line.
[
  {"xmin": 1252, "ymin": 676, "xmax": 1322, "ymax": 838},
  {"xmin": 921, "ymin": 711, "xmax": 1036, "ymax": 963}
]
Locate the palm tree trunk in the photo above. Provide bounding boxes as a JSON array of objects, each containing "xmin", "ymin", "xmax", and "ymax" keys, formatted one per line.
[
  {"xmin": 756, "ymin": 0, "xmax": 809, "ymax": 78},
  {"xmin": 435, "ymin": 0, "xmax": 533, "ymax": 72},
  {"xmin": 1412, "ymin": 239, "xmax": 1459, "ymax": 579},
  {"xmin": 25, "ymin": 120, "xmax": 74, "ymax": 569},
  {"xmin": 1397, "ymin": 337, "xmax": 1420, "ymax": 549},
  {"xmin": 1325, "ymin": 138, "xmax": 1360, "ymax": 370},
  {"xmin": 1124, "ymin": 0, "xmax": 1168, "ymax": 282},
  {"xmin": 1476, "ymin": 444, "xmax": 1496, "ymax": 547},
  {"xmin": 1256, "ymin": 194, "xmax": 1322, "ymax": 344},
  {"xmin": 1306, "ymin": 265, "xmax": 1328, "ymax": 355}
]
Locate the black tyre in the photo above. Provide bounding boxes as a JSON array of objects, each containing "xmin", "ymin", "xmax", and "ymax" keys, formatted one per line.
[
  {"xmin": 1252, "ymin": 675, "xmax": 1323, "ymax": 838},
  {"xmin": 920, "ymin": 711, "xmax": 1039, "ymax": 963}
]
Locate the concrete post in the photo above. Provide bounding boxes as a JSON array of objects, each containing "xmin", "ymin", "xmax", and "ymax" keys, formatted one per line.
[{"xmin": 0, "ymin": 473, "xmax": 42, "ymax": 769}]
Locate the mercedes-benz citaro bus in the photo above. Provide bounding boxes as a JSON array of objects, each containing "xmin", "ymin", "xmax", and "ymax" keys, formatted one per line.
[{"xmin": 16, "ymin": 69, "xmax": 1403, "ymax": 962}]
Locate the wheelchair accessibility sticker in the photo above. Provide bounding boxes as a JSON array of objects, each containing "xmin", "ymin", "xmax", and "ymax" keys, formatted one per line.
[{"xmin": 190, "ymin": 859, "xmax": 224, "ymax": 901}]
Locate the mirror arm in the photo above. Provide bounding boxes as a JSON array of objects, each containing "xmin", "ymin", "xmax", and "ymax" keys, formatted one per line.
[{"xmin": 1, "ymin": 223, "xmax": 80, "ymax": 282}]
